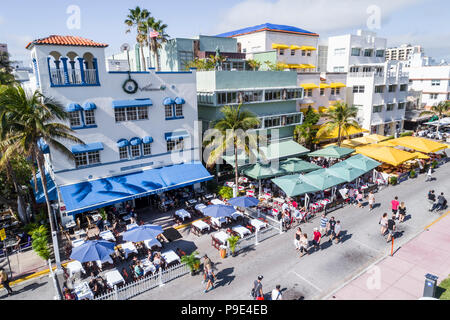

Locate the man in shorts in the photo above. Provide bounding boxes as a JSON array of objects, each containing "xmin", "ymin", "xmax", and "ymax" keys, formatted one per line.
[
  {"xmin": 313, "ymin": 228, "xmax": 321, "ymax": 251},
  {"xmin": 391, "ymin": 196, "xmax": 400, "ymax": 218},
  {"xmin": 328, "ymin": 217, "xmax": 336, "ymax": 243},
  {"xmin": 319, "ymin": 214, "xmax": 329, "ymax": 237},
  {"xmin": 386, "ymin": 215, "xmax": 396, "ymax": 243},
  {"xmin": 333, "ymin": 220, "xmax": 342, "ymax": 244}
]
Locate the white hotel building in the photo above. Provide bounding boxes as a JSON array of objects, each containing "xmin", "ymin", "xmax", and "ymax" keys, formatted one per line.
[
  {"xmin": 327, "ymin": 30, "xmax": 409, "ymax": 135},
  {"xmin": 25, "ymin": 35, "xmax": 211, "ymax": 225}
]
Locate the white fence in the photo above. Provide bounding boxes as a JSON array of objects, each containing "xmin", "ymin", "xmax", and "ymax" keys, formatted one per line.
[
  {"xmin": 94, "ymin": 263, "xmax": 190, "ymax": 300},
  {"xmin": 246, "ymin": 208, "xmax": 283, "ymax": 233}
]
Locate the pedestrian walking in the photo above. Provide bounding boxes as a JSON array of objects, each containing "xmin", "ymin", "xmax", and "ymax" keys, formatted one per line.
[
  {"xmin": 0, "ymin": 267, "xmax": 13, "ymax": 296},
  {"xmin": 333, "ymin": 220, "xmax": 342, "ymax": 243},
  {"xmin": 328, "ymin": 217, "xmax": 336, "ymax": 243},
  {"xmin": 252, "ymin": 276, "xmax": 264, "ymax": 300},
  {"xmin": 202, "ymin": 254, "xmax": 212, "ymax": 284},
  {"xmin": 319, "ymin": 214, "xmax": 328, "ymax": 236},
  {"xmin": 299, "ymin": 233, "xmax": 309, "ymax": 257},
  {"xmin": 356, "ymin": 191, "xmax": 363, "ymax": 208},
  {"xmin": 436, "ymin": 192, "xmax": 447, "ymax": 211},
  {"xmin": 386, "ymin": 214, "xmax": 396, "ymax": 243},
  {"xmin": 379, "ymin": 213, "xmax": 388, "ymax": 235},
  {"xmin": 391, "ymin": 196, "xmax": 400, "ymax": 219},
  {"xmin": 426, "ymin": 167, "xmax": 433, "ymax": 181},
  {"xmin": 428, "ymin": 190, "xmax": 436, "ymax": 211},
  {"xmin": 313, "ymin": 228, "xmax": 321, "ymax": 251},
  {"xmin": 368, "ymin": 191, "xmax": 375, "ymax": 211},
  {"xmin": 398, "ymin": 202, "xmax": 406, "ymax": 223},
  {"xmin": 204, "ymin": 265, "xmax": 216, "ymax": 293},
  {"xmin": 294, "ymin": 227, "xmax": 302, "ymax": 250},
  {"xmin": 271, "ymin": 285, "xmax": 283, "ymax": 300}
]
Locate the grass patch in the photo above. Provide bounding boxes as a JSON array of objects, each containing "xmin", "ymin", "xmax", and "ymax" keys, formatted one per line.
[{"xmin": 437, "ymin": 275, "xmax": 450, "ymax": 300}]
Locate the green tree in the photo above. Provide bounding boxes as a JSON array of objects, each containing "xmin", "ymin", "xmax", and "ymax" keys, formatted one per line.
[
  {"xmin": 204, "ymin": 104, "xmax": 260, "ymax": 197},
  {"xmin": 185, "ymin": 58, "xmax": 215, "ymax": 71},
  {"xmin": 247, "ymin": 59, "xmax": 261, "ymax": 71},
  {"xmin": 419, "ymin": 101, "xmax": 450, "ymax": 133},
  {"xmin": 0, "ymin": 85, "xmax": 83, "ymax": 258},
  {"xmin": 264, "ymin": 60, "xmax": 285, "ymax": 71},
  {"xmin": 125, "ymin": 6, "xmax": 151, "ymax": 71},
  {"xmin": 30, "ymin": 225, "xmax": 51, "ymax": 261},
  {"xmin": 316, "ymin": 102, "xmax": 361, "ymax": 147},
  {"xmin": 140, "ymin": 17, "xmax": 169, "ymax": 71},
  {"xmin": 0, "ymin": 52, "xmax": 15, "ymax": 85},
  {"xmin": 294, "ymin": 107, "xmax": 320, "ymax": 150}
]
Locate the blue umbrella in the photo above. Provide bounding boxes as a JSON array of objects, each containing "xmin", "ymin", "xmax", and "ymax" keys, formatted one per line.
[
  {"xmin": 122, "ymin": 224, "xmax": 164, "ymax": 242},
  {"xmin": 203, "ymin": 204, "xmax": 236, "ymax": 218},
  {"xmin": 228, "ymin": 196, "xmax": 260, "ymax": 208},
  {"xmin": 70, "ymin": 240, "xmax": 116, "ymax": 263}
]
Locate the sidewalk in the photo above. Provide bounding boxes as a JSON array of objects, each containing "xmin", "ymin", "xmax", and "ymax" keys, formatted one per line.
[{"xmin": 329, "ymin": 211, "xmax": 450, "ymax": 300}]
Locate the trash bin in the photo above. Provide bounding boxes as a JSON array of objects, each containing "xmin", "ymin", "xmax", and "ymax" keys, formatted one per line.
[{"xmin": 423, "ymin": 273, "xmax": 438, "ymax": 298}]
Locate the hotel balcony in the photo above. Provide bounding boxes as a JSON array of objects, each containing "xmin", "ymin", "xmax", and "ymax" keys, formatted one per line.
[{"xmin": 50, "ymin": 68, "xmax": 99, "ymax": 86}]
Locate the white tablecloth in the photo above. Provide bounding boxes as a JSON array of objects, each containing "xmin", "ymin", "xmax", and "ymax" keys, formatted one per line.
[
  {"xmin": 213, "ymin": 231, "xmax": 230, "ymax": 245},
  {"xmin": 192, "ymin": 220, "xmax": 210, "ymax": 231},
  {"xmin": 65, "ymin": 221, "xmax": 76, "ymax": 229},
  {"xmin": 143, "ymin": 238, "xmax": 162, "ymax": 249},
  {"xmin": 74, "ymin": 281, "xmax": 93, "ymax": 300},
  {"xmin": 175, "ymin": 209, "xmax": 191, "ymax": 221},
  {"xmin": 161, "ymin": 250, "xmax": 180, "ymax": 265},
  {"xmin": 91, "ymin": 214, "xmax": 102, "ymax": 222},
  {"xmin": 126, "ymin": 223, "xmax": 138, "ymax": 230},
  {"xmin": 72, "ymin": 239, "xmax": 85, "ymax": 248},
  {"xmin": 121, "ymin": 242, "xmax": 138, "ymax": 259},
  {"xmin": 105, "ymin": 269, "xmax": 125, "ymax": 287},
  {"xmin": 99, "ymin": 230, "xmax": 116, "ymax": 242},
  {"xmin": 273, "ymin": 197, "xmax": 285, "ymax": 203},
  {"xmin": 141, "ymin": 259, "xmax": 156, "ymax": 275},
  {"xmin": 211, "ymin": 216, "xmax": 226, "ymax": 227},
  {"xmin": 211, "ymin": 199, "xmax": 225, "ymax": 205},
  {"xmin": 187, "ymin": 199, "xmax": 198, "ymax": 204},
  {"xmin": 250, "ymin": 219, "xmax": 267, "ymax": 231},
  {"xmin": 231, "ymin": 211, "xmax": 244, "ymax": 220},
  {"xmin": 232, "ymin": 225, "xmax": 251, "ymax": 238},
  {"xmin": 195, "ymin": 204, "xmax": 207, "ymax": 212},
  {"xmin": 66, "ymin": 260, "xmax": 85, "ymax": 278}
]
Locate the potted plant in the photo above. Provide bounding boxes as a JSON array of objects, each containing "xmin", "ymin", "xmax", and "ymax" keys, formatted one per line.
[
  {"xmin": 180, "ymin": 251, "xmax": 201, "ymax": 276},
  {"xmin": 99, "ymin": 207, "xmax": 107, "ymax": 221},
  {"xmin": 228, "ymin": 235, "xmax": 240, "ymax": 257},
  {"xmin": 409, "ymin": 169, "xmax": 416, "ymax": 179},
  {"xmin": 389, "ymin": 176, "xmax": 398, "ymax": 185},
  {"xmin": 218, "ymin": 186, "xmax": 233, "ymax": 200},
  {"xmin": 431, "ymin": 160, "xmax": 438, "ymax": 169}
]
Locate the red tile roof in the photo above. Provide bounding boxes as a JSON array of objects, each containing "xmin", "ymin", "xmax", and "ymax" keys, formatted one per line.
[{"xmin": 26, "ymin": 35, "xmax": 108, "ymax": 49}]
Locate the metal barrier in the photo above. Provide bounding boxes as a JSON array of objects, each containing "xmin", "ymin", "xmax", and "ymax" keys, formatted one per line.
[
  {"xmin": 94, "ymin": 263, "xmax": 190, "ymax": 300},
  {"xmin": 245, "ymin": 208, "xmax": 283, "ymax": 233}
]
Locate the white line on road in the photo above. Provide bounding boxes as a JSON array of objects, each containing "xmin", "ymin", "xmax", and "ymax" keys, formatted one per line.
[{"xmin": 291, "ymin": 270, "xmax": 323, "ymax": 293}]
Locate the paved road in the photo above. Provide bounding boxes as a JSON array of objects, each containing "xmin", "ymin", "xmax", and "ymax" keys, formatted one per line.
[{"xmin": 3, "ymin": 162, "xmax": 449, "ymax": 300}]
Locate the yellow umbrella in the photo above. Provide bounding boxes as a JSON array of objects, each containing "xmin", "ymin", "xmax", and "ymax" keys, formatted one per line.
[
  {"xmin": 388, "ymin": 137, "xmax": 448, "ymax": 153},
  {"xmin": 352, "ymin": 136, "xmax": 376, "ymax": 145},
  {"xmin": 355, "ymin": 146, "xmax": 416, "ymax": 166},
  {"xmin": 323, "ymin": 139, "xmax": 363, "ymax": 149},
  {"xmin": 376, "ymin": 140, "xmax": 397, "ymax": 147},
  {"xmin": 317, "ymin": 125, "xmax": 369, "ymax": 140},
  {"xmin": 365, "ymin": 134, "xmax": 389, "ymax": 143},
  {"xmin": 411, "ymin": 152, "xmax": 430, "ymax": 160}
]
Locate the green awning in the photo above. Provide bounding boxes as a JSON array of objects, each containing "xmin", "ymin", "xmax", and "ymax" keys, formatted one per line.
[
  {"xmin": 326, "ymin": 162, "xmax": 366, "ymax": 182},
  {"xmin": 221, "ymin": 149, "xmax": 260, "ymax": 168},
  {"xmin": 301, "ymin": 169, "xmax": 346, "ymax": 190},
  {"xmin": 308, "ymin": 145, "xmax": 354, "ymax": 159},
  {"xmin": 343, "ymin": 154, "xmax": 381, "ymax": 172},
  {"xmin": 279, "ymin": 158, "xmax": 321, "ymax": 174},
  {"xmin": 240, "ymin": 163, "xmax": 287, "ymax": 180},
  {"xmin": 259, "ymin": 140, "xmax": 310, "ymax": 161},
  {"xmin": 271, "ymin": 175, "xmax": 320, "ymax": 197}
]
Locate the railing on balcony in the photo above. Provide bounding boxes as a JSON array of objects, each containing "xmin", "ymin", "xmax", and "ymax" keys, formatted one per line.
[{"xmin": 49, "ymin": 68, "xmax": 98, "ymax": 86}]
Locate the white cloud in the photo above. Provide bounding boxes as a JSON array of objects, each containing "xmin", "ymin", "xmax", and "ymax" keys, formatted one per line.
[{"xmin": 215, "ymin": 0, "xmax": 425, "ymax": 35}]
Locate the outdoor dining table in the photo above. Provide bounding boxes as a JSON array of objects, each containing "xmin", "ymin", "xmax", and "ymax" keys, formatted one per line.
[
  {"xmin": 122, "ymin": 214, "xmax": 133, "ymax": 223},
  {"xmin": 211, "ymin": 216, "xmax": 227, "ymax": 227},
  {"xmin": 66, "ymin": 260, "xmax": 86, "ymax": 278},
  {"xmin": 65, "ymin": 220, "xmax": 76, "ymax": 229},
  {"xmin": 175, "ymin": 209, "xmax": 191, "ymax": 221},
  {"xmin": 91, "ymin": 214, "xmax": 102, "ymax": 222},
  {"xmin": 105, "ymin": 269, "xmax": 125, "ymax": 288},
  {"xmin": 74, "ymin": 229, "xmax": 87, "ymax": 239},
  {"xmin": 187, "ymin": 199, "xmax": 198, "ymax": 205},
  {"xmin": 121, "ymin": 242, "xmax": 138, "ymax": 259},
  {"xmin": 143, "ymin": 238, "xmax": 162, "ymax": 249},
  {"xmin": 273, "ymin": 197, "xmax": 285, "ymax": 203},
  {"xmin": 204, "ymin": 194, "xmax": 214, "ymax": 200},
  {"xmin": 212, "ymin": 231, "xmax": 230, "ymax": 248},
  {"xmin": 126, "ymin": 223, "xmax": 138, "ymax": 230},
  {"xmin": 192, "ymin": 220, "xmax": 210, "ymax": 235},
  {"xmin": 232, "ymin": 225, "xmax": 251, "ymax": 238},
  {"xmin": 140, "ymin": 259, "xmax": 156, "ymax": 275},
  {"xmin": 211, "ymin": 199, "xmax": 225, "ymax": 205},
  {"xmin": 74, "ymin": 281, "xmax": 94, "ymax": 300},
  {"xmin": 161, "ymin": 250, "xmax": 180, "ymax": 265},
  {"xmin": 195, "ymin": 203, "xmax": 207, "ymax": 213},
  {"xmin": 99, "ymin": 230, "xmax": 116, "ymax": 242},
  {"xmin": 231, "ymin": 211, "xmax": 244, "ymax": 221},
  {"xmin": 250, "ymin": 219, "xmax": 267, "ymax": 231},
  {"xmin": 72, "ymin": 239, "xmax": 85, "ymax": 248}
]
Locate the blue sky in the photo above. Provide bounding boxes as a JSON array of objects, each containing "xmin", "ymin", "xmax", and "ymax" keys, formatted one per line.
[{"xmin": 1, "ymin": 0, "xmax": 449, "ymax": 64}]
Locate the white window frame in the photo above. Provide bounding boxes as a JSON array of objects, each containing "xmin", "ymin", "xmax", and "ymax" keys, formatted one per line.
[
  {"xmin": 84, "ymin": 110, "xmax": 96, "ymax": 125},
  {"xmin": 175, "ymin": 104, "xmax": 183, "ymax": 117},
  {"xmin": 130, "ymin": 145, "xmax": 141, "ymax": 158},
  {"xmin": 69, "ymin": 111, "xmax": 82, "ymax": 127},
  {"xmin": 119, "ymin": 146, "xmax": 128, "ymax": 160},
  {"xmin": 74, "ymin": 151, "xmax": 100, "ymax": 168},
  {"xmin": 114, "ymin": 108, "xmax": 126, "ymax": 122},
  {"xmin": 165, "ymin": 105, "xmax": 173, "ymax": 118},
  {"xmin": 143, "ymin": 143, "xmax": 152, "ymax": 156}
]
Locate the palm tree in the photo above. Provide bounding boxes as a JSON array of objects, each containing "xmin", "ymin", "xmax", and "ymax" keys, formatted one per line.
[
  {"xmin": 0, "ymin": 85, "xmax": 83, "ymax": 261},
  {"xmin": 247, "ymin": 59, "xmax": 261, "ymax": 71},
  {"xmin": 294, "ymin": 107, "xmax": 320, "ymax": 150},
  {"xmin": 419, "ymin": 101, "xmax": 450, "ymax": 133},
  {"xmin": 204, "ymin": 104, "xmax": 260, "ymax": 197},
  {"xmin": 0, "ymin": 51, "xmax": 15, "ymax": 85},
  {"xmin": 140, "ymin": 18, "xmax": 169, "ymax": 71},
  {"xmin": 125, "ymin": 6, "xmax": 150, "ymax": 71},
  {"xmin": 316, "ymin": 102, "xmax": 360, "ymax": 147}
]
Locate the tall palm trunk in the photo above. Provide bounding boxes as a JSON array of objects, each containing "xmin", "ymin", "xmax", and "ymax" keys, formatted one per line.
[
  {"xmin": 234, "ymin": 140, "xmax": 239, "ymax": 198},
  {"xmin": 337, "ymin": 124, "xmax": 342, "ymax": 147},
  {"xmin": 5, "ymin": 160, "xmax": 28, "ymax": 224}
]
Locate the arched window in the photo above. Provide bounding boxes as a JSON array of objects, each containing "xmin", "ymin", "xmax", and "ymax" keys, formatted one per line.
[{"xmin": 48, "ymin": 51, "xmax": 64, "ymax": 85}]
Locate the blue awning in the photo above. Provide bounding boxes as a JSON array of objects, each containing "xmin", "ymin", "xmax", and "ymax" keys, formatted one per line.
[
  {"xmin": 117, "ymin": 139, "xmax": 129, "ymax": 148},
  {"xmin": 31, "ymin": 171, "xmax": 57, "ymax": 204},
  {"xmin": 112, "ymin": 99, "xmax": 153, "ymax": 108},
  {"xmin": 67, "ymin": 103, "xmax": 82, "ymax": 112},
  {"xmin": 82, "ymin": 102, "xmax": 97, "ymax": 110},
  {"xmin": 130, "ymin": 137, "xmax": 142, "ymax": 146},
  {"xmin": 38, "ymin": 138, "xmax": 50, "ymax": 154},
  {"xmin": 71, "ymin": 142, "xmax": 104, "ymax": 154},
  {"xmin": 174, "ymin": 97, "xmax": 185, "ymax": 105},
  {"xmin": 163, "ymin": 97, "xmax": 175, "ymax": 106},
  {"xmin": 143, "ymin": 136, "xmax": 154, "ymax": 144},
  {"xmin": 59, "ymin": 162, "xmax": 213, "ymax": 215},
  {"xmin": 165, "ymin": 131, "xmax": 189, "ymax": 141}
]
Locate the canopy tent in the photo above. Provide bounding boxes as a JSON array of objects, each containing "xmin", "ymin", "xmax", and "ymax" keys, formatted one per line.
[
  {"xmin": 411, "ymin": 152, "xmax": 430, "ymax": 160},
  {"xmin": 343, "ymin": 154, "xmax": 382, "ymax": 172},
  {"xmin": 308, "ymin": 145, "xmax": 354, "ymax": 159},
  {"xmin": 316, "ymin": 125, "xmax": 369, "ymax": 140},
  {"xmin": 376, "ymin": 140, "xmax": 397, "ymax": 147},
  {"xmin": 355, "ymin": 146, "xmax": 416, "ymax": 166},
  {"xmin": 351, "ymin": 134, "xmax": 388, "ymax": 145},
  {"xmin": 424, "ymin": 117, "xmax": 450, "ymax": 127},
  {"xmin": 59, "ymin": 162, "xmax": 213, "ymax": 215},
  {"xmin": 386, "ymin": 136, "xmax": 448, "ymax": 154},
  {"xmin": 365, "ymin": 134, "xmax": 389, "ymax": 143},
  {"xmin": 240, "ymin": 162, "xmax": 287, "ymax": 180},
  {"xmin": 301, "ymin": 169, "xmax": 347, "ymax": 190},
  {"xmin": 271, "ymin": 175, "xmax": 320, "ymax": 197},
  {"xmin": 326, "ymin": 162, "xmax": 366, "ymax": 182},
  {"xmin": 279, "ymin": 158, "xmax": 321, "ymax": 174}
]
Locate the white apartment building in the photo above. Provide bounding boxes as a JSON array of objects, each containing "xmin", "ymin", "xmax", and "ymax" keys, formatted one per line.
[
  {"xmin": 26, "ymin": 35, "xmax": 211, "ymax": 224},
  {"xmin": 327, "ymin": 30, "xmax": 409, "ymax": 135},
  {"xmin": 385, "ymin": 44, "xmax": 423, "ymax": 62}
]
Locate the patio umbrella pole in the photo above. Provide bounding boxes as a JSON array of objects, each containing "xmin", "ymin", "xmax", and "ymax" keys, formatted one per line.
[{"xmin": 259, "ymin": 179, "xmax": 262, "ymax": 196}]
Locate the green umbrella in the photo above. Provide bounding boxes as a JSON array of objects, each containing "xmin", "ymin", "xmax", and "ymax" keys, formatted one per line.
[
  {"xmin": 279, "ymin": 158, "xmax": 321, "ymax": 174},
  {"xmin": 326, "ymin": 162, "xmax": 366, "ymax": 182},
  {"xmin": 344, "ymin": 154, "xmax": 381, "ymax": 172},
  {"xmin": 271, "ymin": 175, "xmax": 320, "ymax": 197},
  {"xmin": 240, "ymin": 162, "xmax": 287, "ymax": 180},
  {"xmin": 301, "ymin": 169, "xmax": 346, "ymax": 190},
  {"xmin": 308, "ymin": 146, "xmax": 354, "ymax": 159}
]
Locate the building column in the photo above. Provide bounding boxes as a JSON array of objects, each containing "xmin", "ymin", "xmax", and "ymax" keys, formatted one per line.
[
  {"xmin": 60, "ymin": 57, "xmax": 70, "ymax": 85},
  {"xmin": 77, "ymin": 58, "xmax": 86, "ymax": 84},
  {"xmin": 93, "ymin": 58, "xmax": 100, "ymax": 85}
]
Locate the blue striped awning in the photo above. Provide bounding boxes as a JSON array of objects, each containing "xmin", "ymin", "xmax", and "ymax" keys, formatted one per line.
[
  {"xmin": 82, "ymin": 102, "xmax": 97, "ymax": 110},
  {"xmin": 174, "ymin": 97, "xmax": 185, "ymax": 105},
  {"xmin": 163, "ymin": 97, "xmax": 175, "ymax": 106},
  {"xmin": 117, "ymin": 139, "xmax": 129, "ymax": 148},
  {"xmin": 165, "ymin": 131, "xmax": 189, "ymax": 141},
  {"xmin": 112, "ymin": 99, "xmax": 153, "ymax": 108},
  {"xmin": 71, "ymin": 142, "xmax": 104, "ymax": 154},
  {"xmin": 130, "ymin": 137, "xmax": 142, "ymax": 146},
  {"xmin": 143, "ymin": 136, "xmax": 154, "ymax": 144},
  {"xmin": 67, "ymin": 103, "xmax": 82, "ymax": 112}
]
